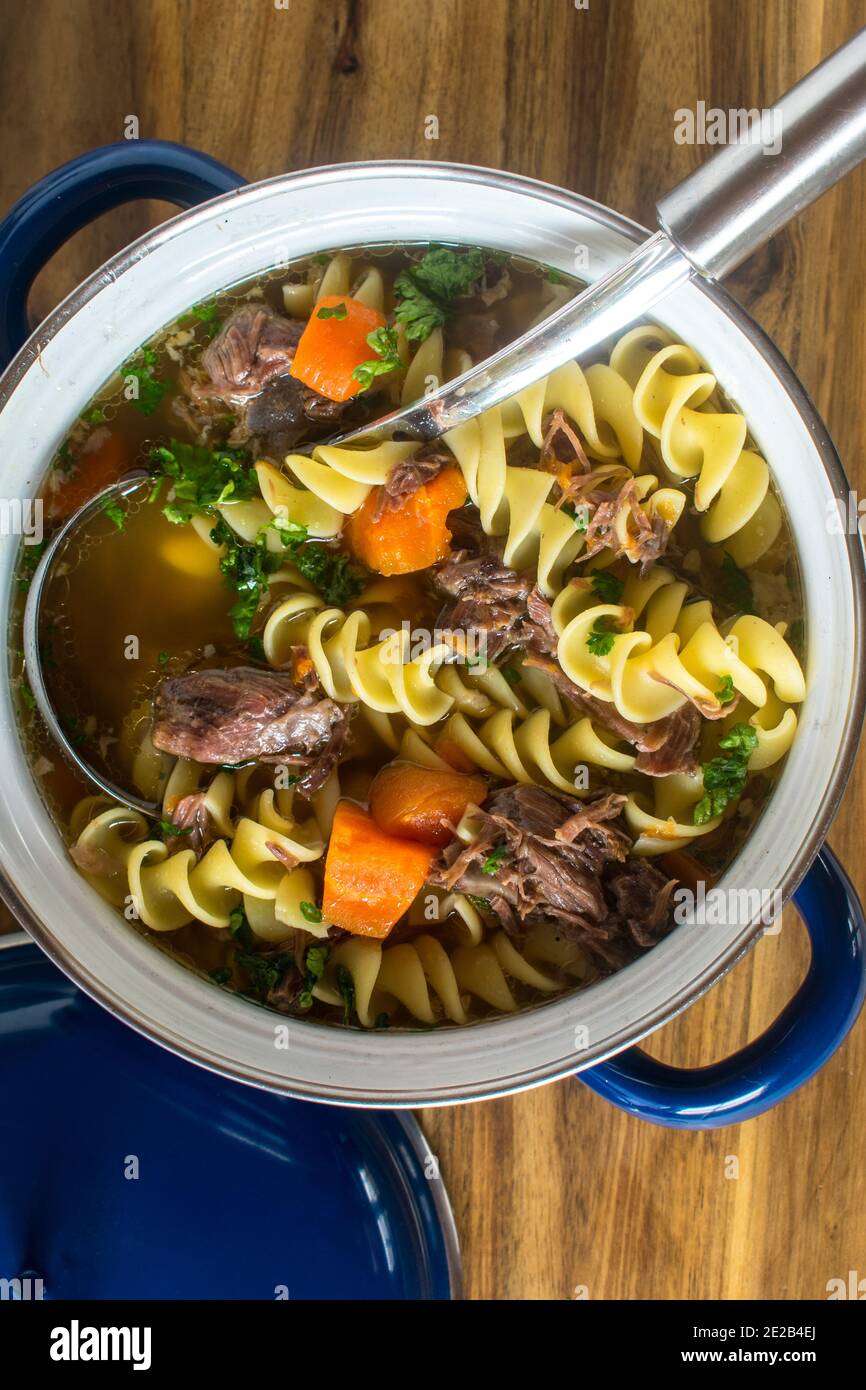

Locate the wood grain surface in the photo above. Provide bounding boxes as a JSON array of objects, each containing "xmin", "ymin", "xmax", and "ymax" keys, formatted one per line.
[{"xmin": 2, "ymin": 0, "xmax": 865, "ymax": 1301}]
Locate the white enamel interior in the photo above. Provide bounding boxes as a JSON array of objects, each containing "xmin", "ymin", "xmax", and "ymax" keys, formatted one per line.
[{"xmin": 0, "ymin": 163, "xmax": 861, "ymax": 1106}]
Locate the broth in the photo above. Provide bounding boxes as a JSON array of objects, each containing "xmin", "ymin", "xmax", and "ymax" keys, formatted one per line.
[{"xmin": 11, "ymin": 242, "xmax": 806, "ymax": 1029}]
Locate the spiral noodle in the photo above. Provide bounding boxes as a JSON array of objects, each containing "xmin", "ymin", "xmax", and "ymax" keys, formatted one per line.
[
  {"xmin": 610, "ymin": 326, "xmax": 782, "ymax": 565},
  {"xmin": 70, "ymin": 765, "xmax": 326, "ymax": 934},
  {"xmin": 553, "ymin": 567, "xmax": 805, "ymax": 764},
  {"xmin": 313, "ymin": 926, "xmax": 590, "ymax": 1027},
  {"xmin": 261, "ymin": 587, "xmax": 539, "ymax": 728}
]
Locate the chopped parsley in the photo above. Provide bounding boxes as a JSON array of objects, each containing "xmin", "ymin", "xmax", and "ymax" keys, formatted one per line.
[
  {"xmin": 466, "ymin": 893, "xmax": 493, "ymax": 913},
  {"xmin": 247, "ymin": 633, "xmax": 267, "ymax": 663},
  {"xmin": 693, "ymin": 723, "xmax": 759, "ymax": 825},
  {"xmin": 83, "ymin": 406, "xmax": 107, "ymax": 425},
  {"xmin": 19, "ymin": 683, "xmax": 36, "ymax": 713},
  {"xmin": 715, "ymin": 674, "xmax": 736, "ymax": 705},
  {"xmin": 151, "ymin": 439, "xmax": 258, "ymax": 524},
  {"xmin": 102, "ymin": 500, "xmax": 126, "ymax": 531},
  {"xmin": 208, "ymin": 967, "xmax": 232, "ymax": 985},
  {"xmin": 291, "ymin": 542, "xmax": 365, "ymax": 606},
  {"xmin": 719, "ymin": 552, "xmax": 755, "ymax": 615},
  {"xmin": 298, "ymin": 943, "xmax": 329, "ymax": 1011},
  {"xmin": 336, "ymin": 964, "xmax": 356, "ymax": 1025},
  {"xmin": 353, "ymin": 325, "xmax": 402, "ymax": 390},
  {"xmin": 590, "ymin": 571, "xmax": 624, "ymax": 604},
  {"xmin": 300, "ymin": 901, "xmax": 323, "ymax": 924},
  {"xmin": 393, "ymin": 247, "xmax": 485, "ymax": 342},
  {"xmin": 158, "ymin": 651, "xmax": 170, "ymax": 666},
  {"xmin": 210, "ymin": 517, "xmax": 276, "ymax": 641},
  {"xmin": 561, "ymin": 502, "xmax": 588, "ymax": 533},
  {"xmin": 235, "ymin": 949, "xmax": 294, "ymax": 999},
  {"xmin": 481, "ymin": 844, "xmax": 509, "ymax": 876},
  {"xmin": 157, "ymin": 818, "xmax": 192, "ymax": 838},
  {"xmin": 229, "ymin": 905, "xmax": 254, "ymax": 950},
  {"xmin": 586, "ymin": 615, "xmax": 619, "ymax": 657},
  {"xmin": 501, "ymin": 665, "xmax": 522, "ymax": 688},
  {"xmin": 16, "ymin": 541, "xmax": 45, "ymax": 592},
  {"xmin": 123, "ymin": 346, "xmax": 169, "ymax": 416},
  {"xmin": 317, "ymin": 301, "xmax": 348, "ymax": 320}
]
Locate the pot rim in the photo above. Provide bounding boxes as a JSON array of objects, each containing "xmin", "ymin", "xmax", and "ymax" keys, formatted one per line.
[{"xmin": 1, "ymin": 158, "xmax": 864, "ymax": 1107}]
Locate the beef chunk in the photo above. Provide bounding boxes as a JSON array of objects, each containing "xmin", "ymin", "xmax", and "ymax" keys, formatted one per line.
[
  {"xmin": 433, "ymin": 551, "xmax": 557, "ymax": 662},
  {"xmin": 431, "ymin": 783, "xmax": 675, "ymax": 971},
  {"xmin": 152, "ymin": 664, "xmax": 351, "ymax": 794},
  {"xmin": 244, "ymin": 375, "xmax": 308, "ymax": 452},
  {"xmin": 199, "ymin": 305, "xmax": 304, "ymax": 402},
  {"xmin": 523, "ymin": 653, "xmax": 701, "ymax": 776}
]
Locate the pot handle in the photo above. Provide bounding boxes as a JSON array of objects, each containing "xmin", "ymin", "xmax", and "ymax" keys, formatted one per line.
[
  {"xmin": 581, "ymin": 846, "xmax": 866, "ymax": 1128},
  {"xmin": 0, "ymin": 139, "xmax": 245, "ymax": 369}
]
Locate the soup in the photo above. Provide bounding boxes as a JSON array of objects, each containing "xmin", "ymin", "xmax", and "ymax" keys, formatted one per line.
[{"xmin": 12, "ymin": 242, "xmax": 806, "ymax": 1028}]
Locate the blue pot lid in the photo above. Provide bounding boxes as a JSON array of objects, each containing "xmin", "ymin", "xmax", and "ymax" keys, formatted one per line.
[{"xmin": 0, "ymin": 943, "xmax": 461, "ymax": 1300}]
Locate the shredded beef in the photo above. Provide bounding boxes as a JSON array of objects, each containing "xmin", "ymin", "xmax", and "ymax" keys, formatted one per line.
[
  {"xmin": 523, "ymin": 653, "xmax": 701, "ymax": 776},
  {"xmin": 433, "ymin": 551, "xmax": 557, "ymax": 661},
  {"xmin": 152, "ymin": 663, "xmax": 351, "ymax": 794},
  {"xmin": 430, "ymin": 783, "xmax": 676, "ymax": 971},
  {"xmin": 582, "ymin": 477, "xmax": 675, "ymax": 575},
  {"xmin": 541, "ymin": 408, "xmax": 591, "ymax": 472}
]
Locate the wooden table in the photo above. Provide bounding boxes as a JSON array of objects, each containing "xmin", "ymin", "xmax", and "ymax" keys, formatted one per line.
[{"xmin": 3, "ymin": 0, "xmax": 865, "ymax": 1300}]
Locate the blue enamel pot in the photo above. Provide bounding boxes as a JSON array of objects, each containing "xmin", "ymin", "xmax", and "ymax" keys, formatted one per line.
[{"xmin": 0, "ymin": 141, "xmax": 863, "ymax": 1126}]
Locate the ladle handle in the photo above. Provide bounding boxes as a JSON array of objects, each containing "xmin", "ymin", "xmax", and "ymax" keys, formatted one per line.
[{"xmin": 657, "ymin": 26, "xmax": 866, "ymax": 278}]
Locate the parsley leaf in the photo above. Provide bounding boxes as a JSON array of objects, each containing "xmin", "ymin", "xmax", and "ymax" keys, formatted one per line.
[
  {"xmin": 466, "ymin": 893, "xmax": 493, "ymax": 912},
  {"xmin": 298, "ymin": 942, "xmax": 329, "ymax": 1010},
  {"xmin": 590, "ymin": 571, "xmax": 624, "ymax": 604},
  {"xmin": 229, "ymin": 906, "xmax": 254, "ymax": 950},
  {"xmin": 17, "ymin": 540, "xmax": 45, "ymax": 592},
  {"xmin": 300, "ymin": 901, "xmax": 323, "ymax": 924},
  {"xmin": 719, "ymin": 552, "xmax": 755, "ymax": 615},
  {"xmin": 151, "ymin": 440, "xmax": 257, "ymax": 523},
  {"xmin": 482, "ymin": 844, "xmax": 509, "ymax": 876},
  {"xmin": 291, "ymin": 543, "xmax": 365, "ymax": 606},
  {"xmin": 336, "ymin": 964, "xmax": 356, "ymax": 1024},
  {"xmin": 353, "ymin": 326, "xmax": 402, "ymax": 390},
  {"xmin": 124, "ymin": 346, "xmax": 169, "ymax": 416},
  {"xmin": 586, "ymin": 615, "xmax": 619, "ymax": 657},
  {"xmin": 561, "ymin": 502, "xmax": 589, "ymax": 533},
  {"xmin": 715, "ymin": 674, "xmax": 736, "ymax": 705},
  {"xmin": 235, "ymin": 949, "xmax": 294, "ymax": 999},
  {"xmin": 317, "ymin": 301, "xmax": 348, "ymax": 320},
  {"xmin": 693, "ymin": 723, "xmax": 759, "ymax": 825},
  {"xmin": 157, "ymin": 818, "xmax": 192, "ymax": 838},
  {"xmin": 103, "ymin": 500, "xmax": 126, "ymax": 531},
  {"xmin": 393, "ymin": 247, "xmax": 485, "ymax": 343}
]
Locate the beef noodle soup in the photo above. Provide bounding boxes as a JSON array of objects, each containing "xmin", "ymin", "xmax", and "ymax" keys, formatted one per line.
[{"xmin": 11, "ymin": 243, "xmax": 806, "ymax": 1028}]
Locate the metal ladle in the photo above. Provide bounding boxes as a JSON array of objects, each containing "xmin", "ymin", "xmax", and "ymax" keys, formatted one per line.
[{"xmin": 23, "ymin": 26, "xmax": 866, "ymax": 813}]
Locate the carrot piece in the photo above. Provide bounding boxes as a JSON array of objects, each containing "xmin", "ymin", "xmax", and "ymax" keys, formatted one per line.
[
  {"xmin": 47, "ymin": 432, "xmax": 129, "ymax": 520},
  {"xmin": 322, "ymin": 800, "xmax": 434, "ymax": 938},
  {"xmin": 289, "ymin": 295, "xmax": 387, "ymax": 402},
  {"xmin": 369, "ymin": 761, "xmax": 488, "ymax": 847},
  {"xmin": 345, "ymin": 465, "xmax": 467, "ymax": 576}
]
